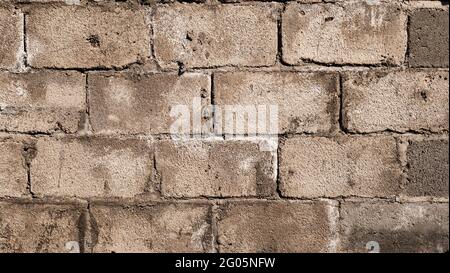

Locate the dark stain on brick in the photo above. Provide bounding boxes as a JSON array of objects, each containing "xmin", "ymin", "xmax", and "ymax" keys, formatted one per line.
[
  {"xmin": 343, "ymin": 227, "xmax": 449, "ymax": 253},
  {"xmin": 287, "ymin": 116, "xmax": 301, "ymax": 133},
  {"xmin": 420, "ymin": 90, "xmax": 428, "ymax": 101},
  {"xmin": 255, "ymin": 160, "xmax": 275, "ymax": 197},
  {"xmin": 87, "ymin": 35, "xmax": 101, "ymax": 48},
  {"xmin": 88, "ymin": 210, "xmax": 100, "ymax": 252},
  {"xmin": 77, "ymin": 211, "xmax": 88, "ymax": 253},
  {"xmin": 405, "ymin": 139, "xmax": 449, "ymax": 197},
  {"xmin": 21, "ymin": 141, "xmax": 37, "ymax": 165},
  {"xmin": 409, "ymin": 9, "xmax": 449, "ymax": 67}
]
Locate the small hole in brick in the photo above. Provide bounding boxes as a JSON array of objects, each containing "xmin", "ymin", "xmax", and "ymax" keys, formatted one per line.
[
  {"xmin": 325, "ymin": 17, "xmax": 334, "ymax": 22},
  {"xmin": 177, "ymin": 61, "xmax": 186, "ymax": 76},
  {"xmin": 200, "ymin": 88, "xmax": 208, "ymax": 98},
  {"xmin": 420, "ymin": 90, "xmax": 428, "ymax": 101},
  {"xmin": 186, "ymin": 33, "xmax": 193, "ymax": 41},
  {"xmin": 87, "ymin": 35, "xmax": 101, "ymax": 47}
]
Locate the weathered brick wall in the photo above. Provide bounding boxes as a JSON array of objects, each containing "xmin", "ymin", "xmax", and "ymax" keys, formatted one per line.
[{"xmin": 0, "ymin": 0, "xmax": 448, "ymax": 253}]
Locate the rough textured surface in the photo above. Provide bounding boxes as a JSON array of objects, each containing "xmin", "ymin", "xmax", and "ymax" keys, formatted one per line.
[
  {"xmin": 154, "ymin": 4, "xmax": 278, "ymax": 69},
  {"xmin": 409, "ymin": 9, "xmax": 449, "ymax": 68},
  {"xmin": 340, "ymin": 202, "xmax": 449, "ymax": 253},
  {"xmin": 214, "ymin": 72, "xmax": 339, "ymax": 134},
  {"xmin": 217, "ymin": 201, "xmax": 335, "ymax": 253},
  {"xmin": 282, "ymin": 2, "xmax": 407, "ymax": 65},
  {"xmin": 0, "ymin": 202, "xmax": 84, "ymax": 253},
  {"xmin": 155, "ymin": 140, "xmax": 276, "ymax": 198},
  {"xmin": 0, "ymin": 1, "xmax": 447, "ymax": 254},
  {"xmin": 89, "ymin": 73, "xmax": 210, "ymax": 134},
  {"xmin": 343, "ymin": 70, "xmax": 449, "ymax": 133},
  {"xmin": 0, "ymin": 139, "xmax": 28, "ymax": 197},
  {"xmin": 0, "ymin": 72, "xmax": 86, "ymax": 133},
  {"xmin": 27, "ymin": 5, "xmax": 150, "ymax": 69},
  {"xmin": 0, "ymin": 8, "xmax": 22, "ymax": 70},
  {"xmin": 280, "ymin": 136, "xmax": 402, "ymax": 198},
  {"xmin": 90, "ymin": 202, "xmax": 213, "ymax": 253},
  {"xmin": 405, "ymin": 139, "xmax": 449, "ymax": 197},
  {"xmin": 31, "ymin": 137, "xmax": 154, "ymax": 198}
]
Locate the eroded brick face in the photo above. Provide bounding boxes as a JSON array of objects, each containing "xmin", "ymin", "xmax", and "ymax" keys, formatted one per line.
[
  {"xmin": 0, "ymin": 202, "xmax": 84, "ymax": 253},
  {"xmin": 31, "ymin": 137, "xmax": 155, "ymax": 198},
  {"xmin": 0, "ymin": 1, "xmax": 448, "ymax": 254},
  {"xmin": 342, "ymin": 70, "xmax": 449, "ymax": 133},
  {"xmin": 89, "ymin": 202, "xmax": 213, "ymax": 253},
  {"xmin": 89, "ymin": 73, "xmax": 210, "ymax": 134},
  {"xmin": 155, "ymin": 139, "xmax": 276, "ymax": 198},
  {"xmin": 339, "ymin": 202, "xmax": 449, "ymax": 253},
  {"xmin": 214, "ymin": 72, "xmax": 339, "ymax": 134},
  {"xmin": 0, "ymin": 72, "xmax": 86, "ymax": 133},
  {"xmin": 217, "ymin": 201, "xmax": 335, "ymax": 253},
  {"xmin": 280, "ymin": 136, "xmax": 402, "ymax": 198},
  {"xmin": 282, "ymin": 2, "xmax": 407, "ymax": 65},
  {"xmin": 27, "ymin": 5, "xmax": 150, "ymax": 69},
  {"xmin": 0, "ymin": 139, "xmax": 28, "ymax": 197},
  {"xmin": 0, "ymin": 8, "xmax": 22, "ymax": 70},
  {"xmin": 153, "ymin": 4, "xmax": 278, "ymax": 69}
]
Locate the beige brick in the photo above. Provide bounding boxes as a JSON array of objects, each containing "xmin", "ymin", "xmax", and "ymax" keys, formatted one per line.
[
  {"xmin": 282, "ymin": 2, "xmax": 407, "ymax": 65},
  {"xmin": 214, "ymin": 72, "xmax": 339, "ymax": 134},
  {"xmin": 27, "ymin": 6, "xmax": 150, "ymax": 69},
  {"xmin": 343, "ymin": 70, "xmax": 449, "ymax": 133},
  {"xmin": 154, "ymin": 4, "xmax": 277, "ymax": 69},
  {"xmin": 0, "ymin": 8, "xmax": 22, "ymax": 70},
  {"xmin": 217, "ymin": 201, "xmax": 335, "ymax": 252},
  {"xmin": 0, "ymin": 140, "xmax": 28, "ymax": 197},
  {"xmin": 0, "ymin": 72, "xmax": 86, "ymax": 133},
  {"xmin": 0, "ymin": 201, "xmax": 84, "ymax": 253},
  {"xmin": 280, "ymin": 136, "xmax": 402, "ymax": 198},
  {"xmin": 155, "ymin": 140, "xmax": 276, "ymax": 198},
  {"xmin": 339, "ymin": 202, "xmax": 449, "ymax": 253},
  {"xmin": 90, "ymin": 202, "xmax": 213, "ymax": 253},
  {"xmin": 89, "ymin": 73, "xmax": 210, "ymax": 134},
  {"xmin": 31, "ymin": 137, "xmax": 154, "ymax": 198}
]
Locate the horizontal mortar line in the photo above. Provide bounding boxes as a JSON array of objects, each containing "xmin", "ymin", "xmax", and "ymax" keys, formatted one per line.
[
  {"xmin": 9, "ymin": 0, "xmax": 448, "ymax": 8},
  {"xmin": 0, "ymin": 130, "xmax": 448, "ymax": 139},
  {"xmin": 0, "ymin": 197, "xmax": 89, "ymax": 206},
  {"xmin": 396, "ymin": 197, "xmax": 450, "ymax": 204},
  {"xmin": 0, "ymin": 196, "xmax": 447, "ymax": 206},
  {"xmin": 157, "ymin": 195, "xmax": 407, "ymax": 203},
  {"xmin": 23, "ymin": 62, "xmax": 145, "ymax": 73},
  {"xmin": 1, "ymin": 65, "xmax": 449, "ymax": 75}
]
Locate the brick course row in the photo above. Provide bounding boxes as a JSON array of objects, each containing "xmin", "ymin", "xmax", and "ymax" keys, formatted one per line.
[
  {"xmin": 1, "ymin": 135, "xmax": 447, "ymax": 199},
  {"xmin": 1, "ymin": 70, "xmax": 448, "ymax": 134},
  {"xmin": 0, "ymin": 3, "xmax": 448, "ymax": 70},
  {"xmin": 0, "ymin": 200, "xmax": 448, "ymax": 252}
]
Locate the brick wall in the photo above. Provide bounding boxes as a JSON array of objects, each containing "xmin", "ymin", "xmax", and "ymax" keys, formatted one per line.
[{"xmin": 0, "ymin": 0, "xmax": 448, "ymax": 253}]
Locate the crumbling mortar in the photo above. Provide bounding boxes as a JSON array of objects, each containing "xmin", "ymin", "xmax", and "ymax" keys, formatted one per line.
[
  {"xmin": 22, "ymin": 11, "xmax": 28, "ymax": 69},
  {"xmin": 151, "ymin": 153, "xmax": 162, "ymax": 196},
  {"xmin": 337, "ymin": 72, "xmax": 348, "ymax": 134},
  {"xmin": 1, "ymin": 130, "xmax": 448, "ymax": 142},
  {"xmin": 83, "ymin": 73, "xmax": 93, "ymax": 134},
  {"xmin": 211, "ymin": 202, "xmax": 220, "ymax": 253},
  {"xmin": 20, "ymin": 140, "xmax": 37, "ymax": 198}
]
